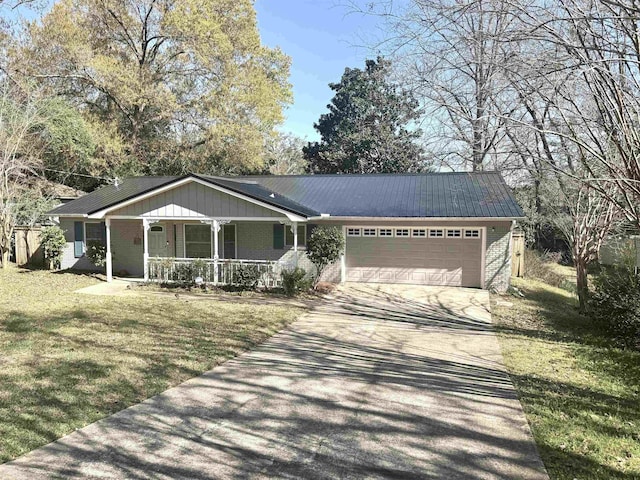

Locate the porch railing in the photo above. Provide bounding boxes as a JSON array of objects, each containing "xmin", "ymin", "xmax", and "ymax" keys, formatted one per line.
[{"xmin": 147, "ymin": 257, "xmax": 285, "ymax": 288}]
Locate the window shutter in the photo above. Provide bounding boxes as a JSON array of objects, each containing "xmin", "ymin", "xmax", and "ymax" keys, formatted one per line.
[
  {"xmin": 306, "ymin": 224, "xmax": 317, "ymax": 244},
  {"xmin": 74, "ymin": 221, "xmax": 84, "ymax": 258},
  {"xmin": 100, "ymin": 222, "xmax": 106, "ymax": 244},
  {"xmin": 273, "ymin": 224, "xmax": 284, "ymax": 249}
]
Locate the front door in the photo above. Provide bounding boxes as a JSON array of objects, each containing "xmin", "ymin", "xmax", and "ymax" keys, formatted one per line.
[
  {"xmin": 223, "ymin": 224, "xmax": 236, "ymax": 259},
  {"xmin": 149, "ymin": 224, "xmax": 167, "ymax": 257}
]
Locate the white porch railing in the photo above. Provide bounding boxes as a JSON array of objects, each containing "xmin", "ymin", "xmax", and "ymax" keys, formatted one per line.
[{"xmin": 146, "ymin": 257, "xmax": 286, "ymax": 288}]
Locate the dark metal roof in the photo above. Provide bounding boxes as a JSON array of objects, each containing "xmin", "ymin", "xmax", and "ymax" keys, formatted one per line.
[
  {"xmin": 49, "ymin": 172, "xmax": 524, "ymax": 219},
  {"xmin": 246, "ymin": 172, "xmax": 524, "ymax": 218}
]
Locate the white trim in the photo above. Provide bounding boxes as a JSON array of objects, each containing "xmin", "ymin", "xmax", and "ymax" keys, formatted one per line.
[
  {"xmin": 481, "ymin": 226, "xmax": 488, "ymax": 289},
  {"xmin": 285, "ymin": 224, "xmax": 307, "ymax": 248},
  {"xmin": 105, "ymin": 218, "xmax": 112, "ymax": 283},
  {"xmin": 341, "ymin": 225, "xmax": 347, "ymax": 283},
  {"xmin": 88, "ymin": 176, "xmax": 308, "ymax": 222},
  {"xmin": 183, "ymin": 222, "xmax": 214, "ymax": 259},
  {"xmin": 106, "ymin": 215, "xmax": 295, "ymax": 222},
  {"xmin": 464, "ymin": 228, "xmax": 481, "ymax": 239},
  {"xmin": 53, "ymin": 213, "xmax": 89, "ymax": 218},
  {"xmin": 321, "ymin": 216, "xmax": 524, "ymax": 221}
]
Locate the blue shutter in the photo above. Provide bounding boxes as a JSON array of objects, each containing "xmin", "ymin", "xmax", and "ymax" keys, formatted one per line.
[
  {"xmin": 273, "ymin": 224, "xmax": 284, "ymax": 249},
  {"xmin": 74, "ymin": 221, "xmax": 84, "ymax": 258},
  {"xmin": 100, "ymin": 222, "xmax": 106, "ymax": 245}
]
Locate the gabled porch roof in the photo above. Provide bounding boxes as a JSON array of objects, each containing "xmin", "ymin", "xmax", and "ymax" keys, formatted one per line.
[{"xmin": 48, "ymin": 174, "xmax": 321, "ymax": 220}]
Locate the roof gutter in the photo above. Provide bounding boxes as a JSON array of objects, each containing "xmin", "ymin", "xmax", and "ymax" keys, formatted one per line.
[{"xmin": 309, "ymin": 216, "xmax": 526, "ymax": 222}]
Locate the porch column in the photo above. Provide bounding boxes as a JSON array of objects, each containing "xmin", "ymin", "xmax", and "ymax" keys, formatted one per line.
[
  {"xmin": 292, "ymin": 222, "xmax": 298, "ymax": 267},
  {"xmin": 212, "ymin": 219, "xmax": 219, "ymax": 285},
  {"xmin": 143, "ymin": 218, "xmax": 149, "ymax": 281},
  {"xmin": 105, "ymin": 217, "xmax": 113, "ymax": 283}
]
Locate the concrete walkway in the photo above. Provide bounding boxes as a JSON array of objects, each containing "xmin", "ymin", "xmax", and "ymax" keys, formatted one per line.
[{"xmin": 0, "ymin": 284, "xmax": 548, "ymax": 479}]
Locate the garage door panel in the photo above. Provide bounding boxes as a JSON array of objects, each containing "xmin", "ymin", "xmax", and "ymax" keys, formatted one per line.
[{"xmin": 346, "ymin": 232, "xmax": 482, "ymax": 288}]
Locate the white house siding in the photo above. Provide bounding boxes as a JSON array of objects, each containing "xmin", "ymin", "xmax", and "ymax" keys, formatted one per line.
[{"xmin": 110, "ymin": 182, "xmax": 279, "ymax": 218}]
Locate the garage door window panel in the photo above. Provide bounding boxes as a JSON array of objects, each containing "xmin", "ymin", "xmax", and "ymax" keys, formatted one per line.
[
  {"xmin": 362, "ymin": 228, "xmax": 377, "ymax": 237},
  {"xmin": 429, "ymin": 229, "xmax": 444, "ymax": 238},
  {"xmin": 412, "ymin": 229, "xmax": 426, "ymax": 238},
  {"xmin": 395, "ymin": 228, "xmax": 410, "ymax": 237},
  {"xmin": 379, "ymin": 228, "xmax": 393, "ymax": 237},
  {"xmin": 464, "ymin": 229, "xmax": 481, "ymax": 239},
  {"xmin": 347, "ymin": 228, "xmax": 361, "ymax": 237},
  {"xmin": 447, "ymin": 229, "xmax": 462, "ymax": 238}
]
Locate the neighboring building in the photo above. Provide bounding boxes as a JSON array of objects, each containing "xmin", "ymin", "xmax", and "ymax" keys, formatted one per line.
[{"xmin": 47, "ymin": 172, "xmax": 524, "ymax": 291}]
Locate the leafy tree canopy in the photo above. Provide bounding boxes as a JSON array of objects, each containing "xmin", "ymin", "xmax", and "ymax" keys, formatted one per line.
[
  {"xmin": 9, "ymin": 0, "xmax": 292, "ymax": 178},
  {"xmin": 304, "ymin": 57, "xmax": 427, "ymax": 174}
]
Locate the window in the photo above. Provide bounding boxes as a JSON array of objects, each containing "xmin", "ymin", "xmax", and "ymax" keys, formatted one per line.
[
  {"xmin": 395, "ymin": 228, "xmax": 410, "ymax": 237},
  {"xmin": 379, "ymin": 228, "xmax": 393, "ymax": 237},
  {"xmin": 347, "ymin": 227, "xmax": 361, "ymax": 237},
  {"xmin": 447, "ymin": 229, "xmax": 462, "ymax": 238},
  {"xmin": 285, "ymin": 225, "xmax": 307, "ymax": 247},
  {"xmin": 85, "ymin": 222, "xmax": 104, "ymax": 244},
  {"xmin": 184, "ymin": 224, "xmax": 211, "ymax": 258},
  {"xmin": 150, "ymin": 225, "xmax": 163, "ymax": 233},
  {"xmin": 429, "ymin": 229, "xmax": 444, "ymax": 238},
  {"xmin": 464, "ymin": 229, "xmax": 481, "ymax": 239},
  {"xmin": 412, "ymin": 228, "xmax": 427, "ymax": 238},
  {"xmin": 362, "ymin": 228, "xmax": 377, "ymax": 237}
]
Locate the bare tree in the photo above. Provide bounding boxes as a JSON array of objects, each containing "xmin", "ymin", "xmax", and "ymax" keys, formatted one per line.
[
  {"xmin": 349, "ymin": 0, "xmax": 522, "ymax": 171},
  {"xmin": 0, "ymin": 81, "xmax": 45, "ymax": 267}
]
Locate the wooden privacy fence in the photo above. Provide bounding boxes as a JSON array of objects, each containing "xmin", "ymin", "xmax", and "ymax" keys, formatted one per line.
[
  {"xmin": 14, "ymin": 226, "xmax": 44, "ymax": 267},
  {"xmin": 511, "ymin": 231, "xmax": 525, "ymax": 277}
]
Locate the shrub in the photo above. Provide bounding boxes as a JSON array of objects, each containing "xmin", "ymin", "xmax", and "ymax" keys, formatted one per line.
[
  {"xmin": 40, "ymin": 225, "xmax": 66, "ymax": 269},
  {"xmin": 281, "ymin": 267, "xmax": 311, "ymax": 296},
  {"xmin": 590, "ymin": 262, "xmax": 640, "ymax": 349},
  {"xmin": 86, "ymin": 240, "xmax": 107, "ymax": 267},
  {"xmin": 524, "ymin": 249, "xmax": 566, "ymax": 288},
  {"xmin": 306, "ymin": 226, "xmax": 344, "ymax": 285},
  {"xmin": 232, "ymin": 264, "xmax": 262, "ymax": 290}
]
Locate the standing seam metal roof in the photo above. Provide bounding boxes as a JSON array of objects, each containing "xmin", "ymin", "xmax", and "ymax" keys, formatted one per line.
[{"xmin": 48, "ymin": 172, "xmax": 524, "ymax": 219}]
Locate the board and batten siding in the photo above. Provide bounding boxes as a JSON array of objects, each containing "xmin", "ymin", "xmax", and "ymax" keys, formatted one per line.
[{"xmin": 110, "ymin": 182, "xmax": 282, "ymax": 218}]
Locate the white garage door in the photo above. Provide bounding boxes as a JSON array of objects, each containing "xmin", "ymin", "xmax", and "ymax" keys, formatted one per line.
[{"xmin": 345, "ymin": 227, "xmax": 483, "ymax": 288}]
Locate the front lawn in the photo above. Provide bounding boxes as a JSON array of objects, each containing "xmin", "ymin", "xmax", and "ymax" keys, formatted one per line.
[
  {"xmin": 0, "ymin": 266, "xmax": 303, "ymax": 463},
  {"xmin": 493, "ymin": 277, "xmax": 640, "ymax": 479}
]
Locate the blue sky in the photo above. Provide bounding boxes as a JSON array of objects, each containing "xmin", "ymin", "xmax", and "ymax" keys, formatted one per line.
[{"xmin": 254, "ymin": 1, "xmax": 379, "ymax": 141}]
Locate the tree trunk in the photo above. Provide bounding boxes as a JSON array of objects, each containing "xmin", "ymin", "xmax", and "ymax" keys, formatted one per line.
[
  {"xmin": 1, "ymin": 250, "xmax": 9, "ymax": 269},
  {"xmin": 575, "ymin": 257, "xmax": 589, "ymax": 313}
]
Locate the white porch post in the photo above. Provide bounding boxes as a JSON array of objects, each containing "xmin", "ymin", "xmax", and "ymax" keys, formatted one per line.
[
  {"xmin": 143, "ymin": 218, "xmax": 149, "ymax": 281},
  {"xmin": 292, "ymin": 222, "xmax": 298, "ymax": 267},
  {"xmin": 212, "ymin": 219, "xmax": 219, "ymax": 285},
  {"xmin": 105, "ymin": 217, "xmax": 113, "ymax": 283}
]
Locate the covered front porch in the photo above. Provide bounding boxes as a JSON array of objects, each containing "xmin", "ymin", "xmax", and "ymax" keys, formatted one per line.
[{"xmin": 104, "ymin": 217, "xmax": 309, "ymax": 287}]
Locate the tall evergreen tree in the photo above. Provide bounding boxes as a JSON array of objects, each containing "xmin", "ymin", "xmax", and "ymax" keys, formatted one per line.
[{"xmin": 304, "ymin": 57, "xmax": 427, "ymax": 174}]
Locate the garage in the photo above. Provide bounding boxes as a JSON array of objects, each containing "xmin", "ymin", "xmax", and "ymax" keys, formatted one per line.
[{"xmin": 345, "ymin": 226, "xmax": 484, "ymax": 288}]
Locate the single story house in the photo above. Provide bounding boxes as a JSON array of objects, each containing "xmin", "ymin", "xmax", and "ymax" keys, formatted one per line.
[{"xmin": 48, "ymin": 172, "xmax": 524, "ymax": 291}]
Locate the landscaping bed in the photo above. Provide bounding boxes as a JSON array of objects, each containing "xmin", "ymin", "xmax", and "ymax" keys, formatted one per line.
[
  {"xmin": 492, "ymin": 276, "xmax": 640, "ymax": 479},
  {"xmin": 0, "ymin": 266, "xmax": 304, "ymax": 463}
]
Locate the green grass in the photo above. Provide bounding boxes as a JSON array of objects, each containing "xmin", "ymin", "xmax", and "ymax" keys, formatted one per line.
[
  {"xmin": 492, "ymin": 277, "xmax": 640, "ymax": 479},
  {"xmin": 0, "ymin": 266, "xmax": 303, "ymax": 463}
]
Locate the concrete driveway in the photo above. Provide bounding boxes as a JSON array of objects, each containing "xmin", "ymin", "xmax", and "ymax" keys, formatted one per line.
[{"xmin": 0, "ymin": 284, "xmax": 548, "ymax": 479}]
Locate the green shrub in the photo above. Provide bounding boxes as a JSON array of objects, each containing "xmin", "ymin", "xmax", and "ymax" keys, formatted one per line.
[
  {"xmin": 281, "ymin": 267, "xmax": 311, "ymax": 296},
  {"xmin": 232, "ymin": 264, "xmax": 262, "ymax": 290},
  {"xmin": 306, "ymin": 226, "xmax": 344, "ymax": 285},
  {"xmin": 590, "ymin": 262, "xmax": 640, "ymax": 349},
  {"xmin": 40, "ymin": 225, "xmax": 66, "ymax": 269},
  {"xmin": 86, "ymin": 240, "xmax": 107, "ymax": 267}
]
